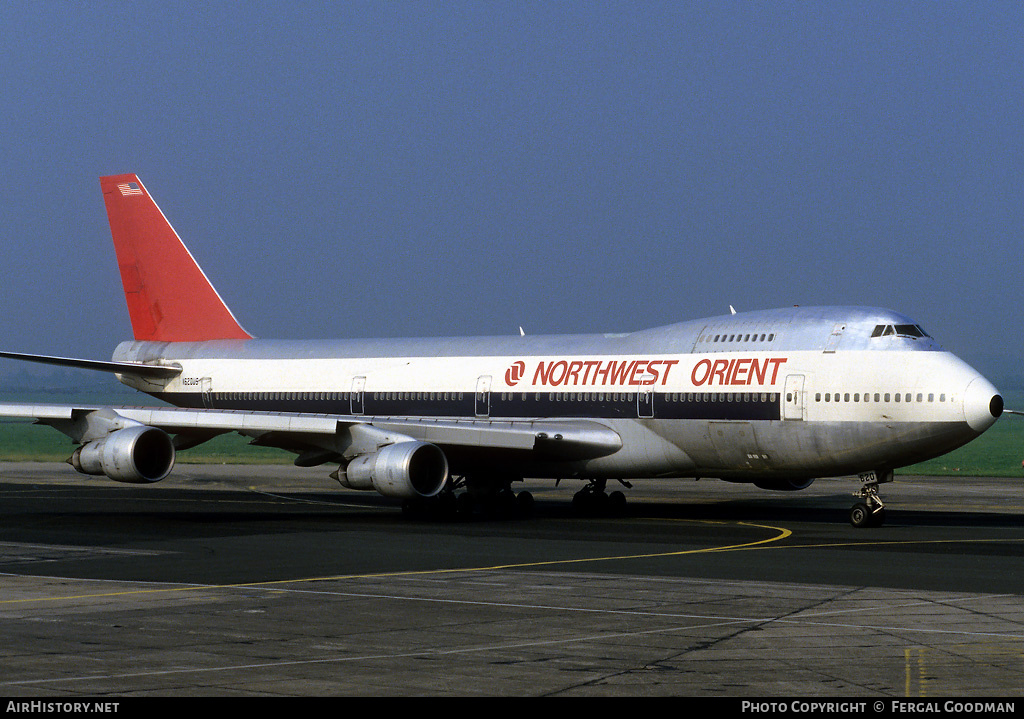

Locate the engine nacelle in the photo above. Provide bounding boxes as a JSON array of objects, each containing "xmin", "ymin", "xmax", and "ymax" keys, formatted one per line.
[
  {"xmin": 70, "ymin": 425, "xmax": 176, "ymax": 484},
  {"xmin": 754, "ymin": 477, "xmax": 815, "ymax": 492},
  {"xmin": 338, "ymin": 441, "xmax": 448, "ymax": 499}
]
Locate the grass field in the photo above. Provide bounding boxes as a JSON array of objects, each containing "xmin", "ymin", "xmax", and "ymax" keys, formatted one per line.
[
  {"xmin": 0, "ymin": 389, "xmax": 292, "ymax": 465},
  {"xmin": 0, "ymin": 420, "xmax": 293, "ymax": 464},
  {"xmin": 0, "ymin": 391, "xmax": 1021, "ymax": 476}
]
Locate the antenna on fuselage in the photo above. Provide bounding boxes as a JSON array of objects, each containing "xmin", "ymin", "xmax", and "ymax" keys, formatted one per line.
[{"xmin": 729, "ymin": 305, "xmax": 737, "ymax": 315}]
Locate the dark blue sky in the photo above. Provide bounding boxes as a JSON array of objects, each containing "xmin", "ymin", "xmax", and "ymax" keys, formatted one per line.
[{"xmin": 2, "ymin": 2, "xmax": 1021, "ymax": 383}]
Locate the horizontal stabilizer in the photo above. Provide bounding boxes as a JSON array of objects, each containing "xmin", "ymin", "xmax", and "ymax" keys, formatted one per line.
[{"xmin": 0, "ymin": 351, "xmax": 182, "ymax": 379}]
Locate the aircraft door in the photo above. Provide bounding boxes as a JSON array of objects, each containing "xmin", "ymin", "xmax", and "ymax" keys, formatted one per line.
[
  {"xmin": 475, "ymin": 375, "xmax": 491, "ymax": 417},
  {"xmin": 351, "ymin": 376, "xmax": 366, "ymax": 415},
  {"xmin": 783, "ymin": 375, "xmax": 805, "ymax": 420},
  {"xmin": 200, "ymin": 377, "xmax": 213, "ymax": 409},
  {"xmin": 637, "ymin": 389, "xmax": 654, "ymax": 418}
]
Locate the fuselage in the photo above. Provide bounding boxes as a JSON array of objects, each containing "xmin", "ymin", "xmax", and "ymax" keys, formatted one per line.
[{"xmin": 112, "ymin": 306, "xmax": 1002, "ymax": 483}]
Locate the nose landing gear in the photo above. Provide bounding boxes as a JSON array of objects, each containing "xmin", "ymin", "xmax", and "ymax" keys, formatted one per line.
[{"xmin": 850, "ymin": 469, "xmax": 892, "ymax": 528}]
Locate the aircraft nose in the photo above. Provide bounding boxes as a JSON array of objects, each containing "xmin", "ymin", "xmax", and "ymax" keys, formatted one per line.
[{"xmin": 963, "ymin": 376, "xmax": 1002, "ymax": 433}]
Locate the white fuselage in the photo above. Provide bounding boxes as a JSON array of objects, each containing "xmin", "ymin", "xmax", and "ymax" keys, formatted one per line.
[{"xmin": 113, "ymin": 306, "xmax": 1002, "ymax": 483}]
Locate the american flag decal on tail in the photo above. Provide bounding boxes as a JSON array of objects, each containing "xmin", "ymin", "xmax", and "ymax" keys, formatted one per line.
[{"xmin": 117, "ymin": 182, "xmax": 143, "ymax": 196}]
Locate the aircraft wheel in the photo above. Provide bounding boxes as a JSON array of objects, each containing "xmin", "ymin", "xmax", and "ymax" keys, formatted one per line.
[
  {"xmin": 608, "ymin": 490, "xmax": 627, "ymax": 515},
  {"xmin": 572, "ymin": 489, "xmax": 591, "ymax": 511},
  {"xmin": 516, "ymin": 491, "xmax": 535, "ymax": 516},
  {"xmin": 849, "ymin": 502, "xmax": 883, "ymax": 528},
  {"xmin": 494, "ymin": 488, "xmax": 518, "ymax": 518},
  {"xmin": 572, "ymin": 489, "xmax": 613, "ymax": 515}
]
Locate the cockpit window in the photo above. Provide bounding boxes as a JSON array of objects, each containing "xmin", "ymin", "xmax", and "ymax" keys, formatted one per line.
[
  {"xmin": 871, "ymin": 324, "xmax": 930, "ymax": 339},
  {"xmin": 894, "ymin": 324, "xmax": 925, "ymax": 337}
]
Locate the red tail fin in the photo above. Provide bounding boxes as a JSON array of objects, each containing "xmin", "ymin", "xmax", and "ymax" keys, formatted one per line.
[{"xmin": 100, "ymin": 174, "xmax": 253, "ymax": 342}]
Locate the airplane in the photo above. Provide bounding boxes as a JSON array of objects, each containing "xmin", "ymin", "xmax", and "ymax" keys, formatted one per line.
[{"xmin": 0, "ymin": 174, "xmax": 1006, "ymax": 528}]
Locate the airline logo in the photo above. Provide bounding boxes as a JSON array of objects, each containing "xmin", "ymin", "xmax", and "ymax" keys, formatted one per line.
[
  {"xmin": 117, "ymin": 182, "xmax": 144, "ymax": 197},
  {"xmin": 504, "ymin": 357, "xmax": 788, "ymax": 388},
  {"xmin": 505, "ymin": 361, "xmax": 526, "ymax": 386}
]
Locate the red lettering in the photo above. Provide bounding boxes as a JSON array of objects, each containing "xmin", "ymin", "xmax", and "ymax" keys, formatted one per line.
[
  {"xmin": 689, "ymin": 356, "xmax": 790, "ymax": 386},
  {"xmin": 566, "ymin": 360, "xmax": 583, "ymax": 386},
  {"xmin": 645, "ymin": 360, "xmax": 661, "ymax": 386},
  {"xmin": 533, "ymin": 361, "xmax": 552, "ymax": 385},
  {"xmin": 725, "ymin": 359, "xmax": 739, "ymax": 384},
  {"xmin": 750, "ymin": 358, "xmax": 767, "ymax": 385},
  {"xmin": 691, "ymin": 359, "xmax": 712, "ymax": 386},
  {"xmin": 608, "ymin": 360, "xmax": 633, "ymax": 385},
  {"xmin": 533, "ymin": 357, "xmax": 699, "ymax": 387},
  {"xmin": 711, "ymin": 359, "xmax": 729, "ymax": 385},
  {"xmin": 548, "ymin": 360, "xmax": 568, "ymax": 386},
  {"xmin": 732, "ymin": 358, "xmax": 752, "ymax": 385},
  {"xmin": 660, "ymin": 360, "xmax": 678, "ymax": 385},
  {"xmin": 768, "ymin": 357, "xmax": 787, "ymax": 384},
  {"xmin": 629, "ymin": 360, "xmax": 649, "ymax": 386}
]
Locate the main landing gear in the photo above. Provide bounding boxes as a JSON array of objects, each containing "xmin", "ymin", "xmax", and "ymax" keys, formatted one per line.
[
  {"xmin": 571, "ymin": 478, "xmax": 631, "ymax": 516},
  {"xmin": 404, "ymin": 473, "xmax": 534, "ymax": 520},
  {"xmin": 849, "ymin": 470, "xmax": 892, "ymax": 528}
]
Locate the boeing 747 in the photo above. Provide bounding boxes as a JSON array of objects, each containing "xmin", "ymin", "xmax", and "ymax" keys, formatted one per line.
[{"xmin": 0, "ymin": 174, "xmax": 1005, "ymax": 527}]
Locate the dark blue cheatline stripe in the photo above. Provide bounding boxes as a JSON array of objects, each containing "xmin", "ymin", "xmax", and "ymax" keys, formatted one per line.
[
  {"xmin": 655, "ymin": 391, "xmax": 780, "ymax": 421},
  {"xmin": 156, "ymin": 391, "xmax": 781, "ymax": 421}
]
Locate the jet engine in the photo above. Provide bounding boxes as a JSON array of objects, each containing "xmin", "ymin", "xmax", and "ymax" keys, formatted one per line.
[
  {"xmin": 336, "ymin": 441, "xmax": 449, "ymax": 499},
  {"xmin": 753, "ymin": 477, "xmax": 815, "ymax": 492},
  {"xmin": 69, "ymin": 425, "xmax": 176, "ymax": 483}
]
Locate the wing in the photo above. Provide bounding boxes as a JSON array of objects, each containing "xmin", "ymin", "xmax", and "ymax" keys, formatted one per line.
[{"xmin": 0, "ymin": 402, "xmax": 622, "ymax": 497}]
